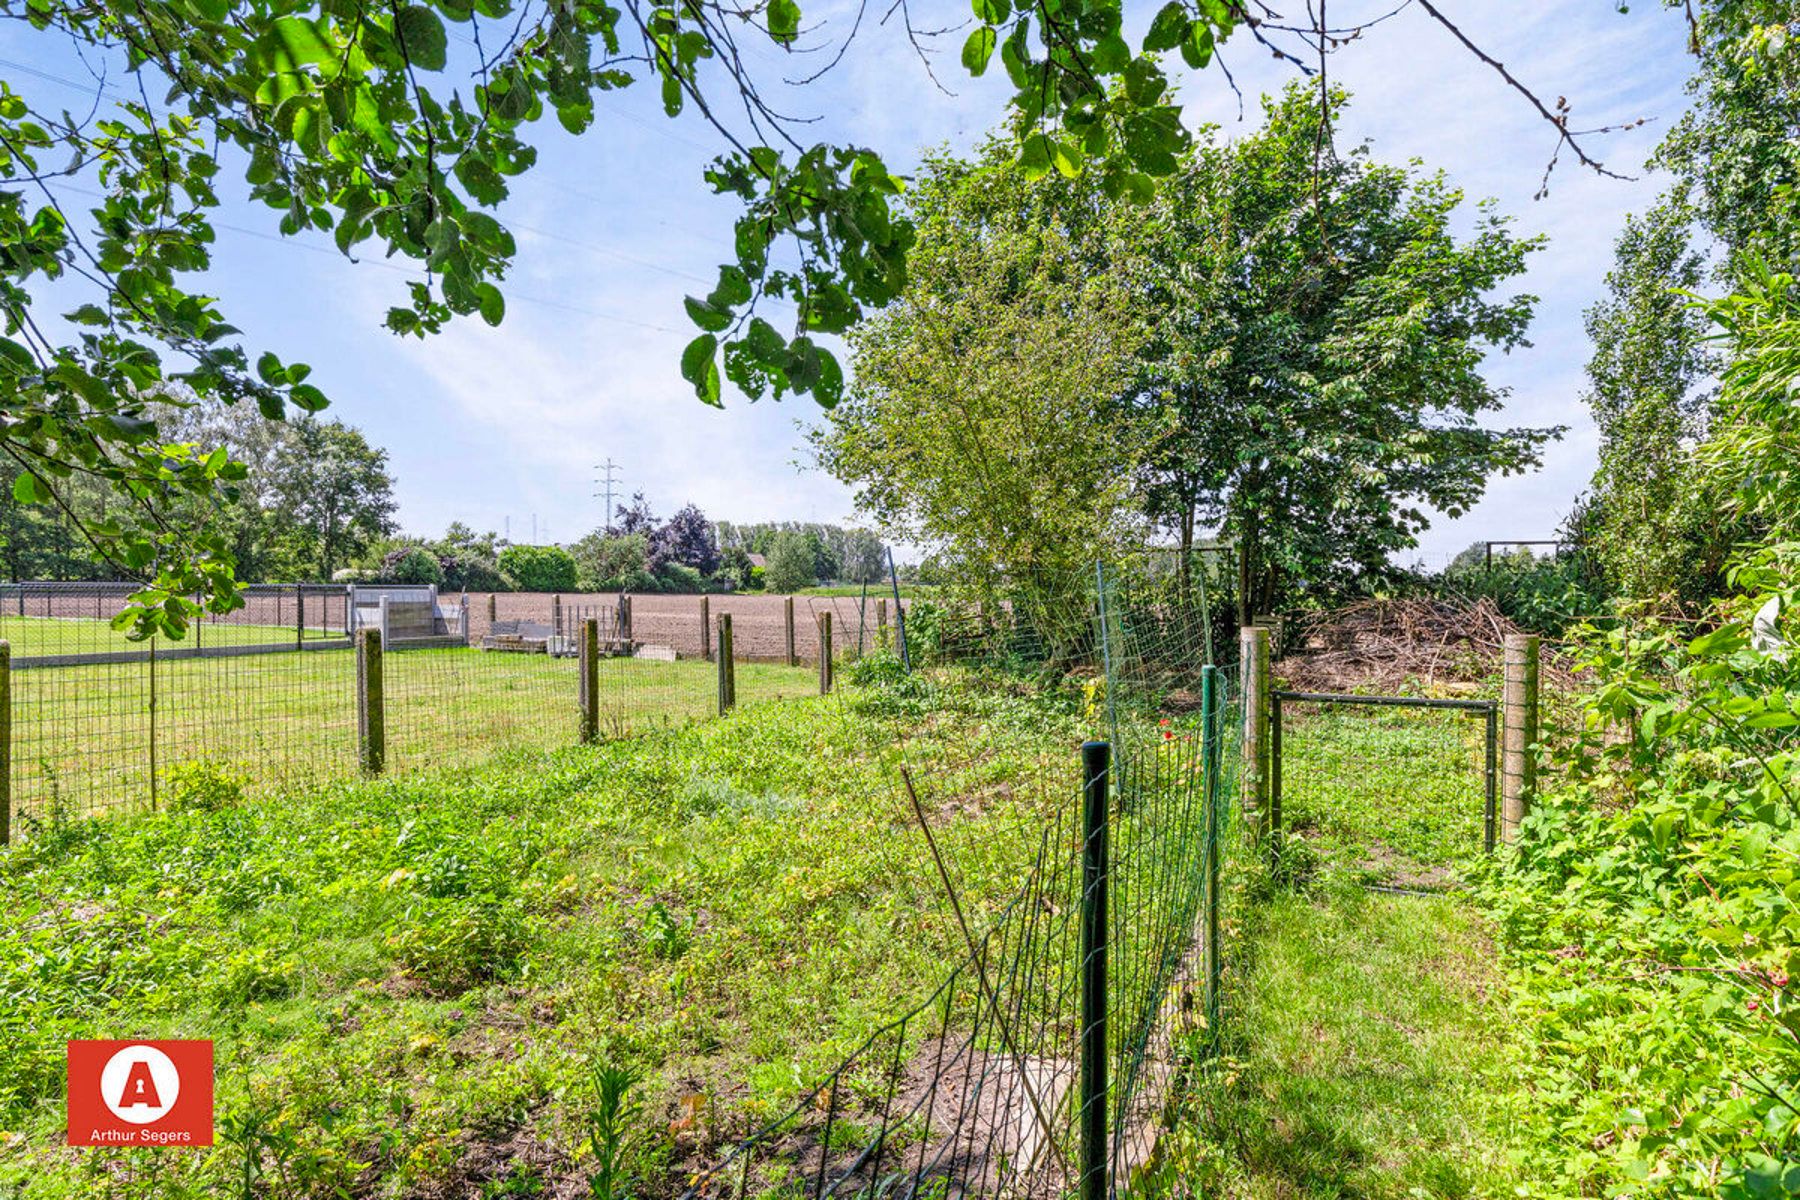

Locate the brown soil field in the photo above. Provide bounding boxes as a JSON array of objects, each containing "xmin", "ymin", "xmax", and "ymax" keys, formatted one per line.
[{"xmin": 461, "ymin": 591, "xmax": 908, "ymax": 662}]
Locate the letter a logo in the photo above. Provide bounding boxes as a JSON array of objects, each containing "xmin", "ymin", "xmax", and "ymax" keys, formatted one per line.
[{"xmin": 118, "ymin": 1059, "xmax": 162, "ymax": 1110}]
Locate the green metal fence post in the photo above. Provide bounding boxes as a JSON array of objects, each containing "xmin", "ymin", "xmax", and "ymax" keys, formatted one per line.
[
  {"xmin": 1201, "ymin": 664, "xmax": 1221, "ymax": 1037},
  {"xmin": 0, "ymin": 640, "xmax": 10, "ymax": 846},
  {"xmin": 579, "ymin": 617, "xmax": 600, "ymax": 744},
  {"xmin": 818, "ymin": 611, "xmax": 833, "ymax": 695},
  {"xmin": 357, "ymin": 627, "xmax": 385, "ymax": 775},
  {"xmin": 700, "ymin": 596, "xmax": 712, "ymax": 661},
  {"xmin": 1079, "ymin": 738, "xmax": 1110, "ymax": 1200}
]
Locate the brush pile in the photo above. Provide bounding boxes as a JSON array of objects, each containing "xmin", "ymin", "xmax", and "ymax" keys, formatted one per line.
[{"xmin": 1278, "ymin": 597, "xmax": 1573, "ymax": 693}]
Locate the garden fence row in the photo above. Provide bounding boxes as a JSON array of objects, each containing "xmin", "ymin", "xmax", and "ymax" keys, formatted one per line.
[
  {"xmin": 0, "ymin": 581, "xmax": 890, "ymax": 835},
  {"xmin": 675, "ymin": 551, "xmax": 1245, "ymax": 1200}
]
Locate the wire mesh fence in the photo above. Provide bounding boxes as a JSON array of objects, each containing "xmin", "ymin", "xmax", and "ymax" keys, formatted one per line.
[
  {"xmin": 1269, "ymin": 691, "xmax": 1496, "ymax": 893},
  {"xmin": 0, "ymin": 582, "xmax": 822, "ymax": 829},
  {"xmin": 675, "ymin": 551, "xmax": 1243, "ymax": 1200}
]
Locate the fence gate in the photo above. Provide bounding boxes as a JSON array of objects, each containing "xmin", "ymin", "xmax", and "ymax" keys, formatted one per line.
[{"xmin": 1270, "ymin": 690, "xmax": 1496, "ymax": 892}]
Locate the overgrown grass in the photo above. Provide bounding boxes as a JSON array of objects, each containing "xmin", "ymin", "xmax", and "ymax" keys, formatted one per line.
[
  {"xmin": 0, "ymin": 673, "xmax": 1086, "ymax": 1198},
  {"xmin": 1144, "ymin": 879, "xmax": 1519, "ymax": 1199},
  {"xmin": 1275, "ymin": 702, "xmax": 1492, "ymax": 889},
  {"xmin": 1143, "ymin": 694, "xmax": 1518, "ymax": 1198}
]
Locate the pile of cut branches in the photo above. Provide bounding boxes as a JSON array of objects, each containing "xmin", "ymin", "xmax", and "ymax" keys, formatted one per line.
[{"xmin": 1278, "ymin": 597, "xmax": 1573, "ymax": 693}]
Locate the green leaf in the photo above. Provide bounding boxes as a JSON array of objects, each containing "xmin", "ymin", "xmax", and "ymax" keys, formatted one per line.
[
  {"xmin": 708, "ymin": 264, "xmax": 753, "ymax": 308},
  {"xmin": 269, "ymin": 16, "xmax": 337, "ymax": 68},
  {"xmin": 1019, "ymin": 132, "xmax": 1053, "ymax": 181},
  {"xmin": 12, "ymin": 473, "xmax": 43, "ymax": 504},
  {"xmin": 681, "ymin": 334, "xmax": 722, "ymax": 406},
  {"xmin": 394, "ymin": 5, "xmax": 449, "ymax": 71},
  {"xmin": 971, "ymin": 0, "xmax": 1009, "ymax": 23},
  {"xmin": 962, "ymin": 26, "xmax": 997, "ymax": 76},
  {"xmin": 256, "ymin": 352, "xmax": 285, "ymax": 385},
  {"xmin": 812, "ymin": 347, "xmax": 843, "ymax": 408},
  {"xmin": 767, "ymin": 0, "xmax": 801, "ymax": 45},
  {"xmin": 1123, "ymin": 58, "xmax": 1166, "ymax": 106},
  {"xmin": 1179, "ymin": 21, "xmax": 1214, "ymax": 68},
  {"xmin": 1143, "ymin": 2, "xmax": 1189, "ymax": 52},
  {"xmin": 476, "ymin": 282, "xmax": 505, "ymax": 326},
  {"xmin": 684, "ymin": 296, "xmax": 733, "ymax": 333}
]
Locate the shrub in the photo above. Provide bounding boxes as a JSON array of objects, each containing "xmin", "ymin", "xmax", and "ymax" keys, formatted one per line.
[
  {"xmin": 574, "ymin": 533, "xmax": 649, "ymax": 592},
  {"xmin": 381, "ymin": 545, "xmax": 445, "ymax": 586},
  {"xmin": 498, "ymin": 544, "xmax": 578, "ymax": 592},
  {"xmin": 162, "ymin": 761, "xmax": 248, "ymax": 813},
  {"xmin": 441, "ymin": 553, "xmax": 506, "ymax": 592},
  {"xmin": 386, "ymin": 899, "xmax": 527, "ymax": 994},
  {"xmin": 764, "ymin": 529, "xmax": 815, "ymax": 592},
  {"xmin": 653, "ymin": 563, "xmax": 707, "ymax": 593}
]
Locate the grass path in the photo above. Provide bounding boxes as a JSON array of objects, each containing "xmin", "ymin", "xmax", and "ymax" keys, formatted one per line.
[{"xmin": 1152, "ymin": 879, "xmax": 1520, "ymax": 1198}]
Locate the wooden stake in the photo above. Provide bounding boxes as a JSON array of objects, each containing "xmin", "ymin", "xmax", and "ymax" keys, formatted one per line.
[
  {"xmin": 1240, "ymin": 626, "xmax": 1271, "ymax": 845},
  {"xmin": 357, "ymin": 628, "xmax": 385, "ymax": 775},
  {"xmin": 785, "ymin": 596, "xmax": 797, "ymax": 667},
  {"xmin": 579, "ymin": 617, "xmax": 600, "ymax": 744},
  {"xmin": 1502, "ymin": 633, "xmax": 1540, "ymax": 843}
]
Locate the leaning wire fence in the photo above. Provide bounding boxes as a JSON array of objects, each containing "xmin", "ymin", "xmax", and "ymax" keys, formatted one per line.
[{"xmin": 677, "ymin": 550, "xmax": 1243, "ymax": 1200}]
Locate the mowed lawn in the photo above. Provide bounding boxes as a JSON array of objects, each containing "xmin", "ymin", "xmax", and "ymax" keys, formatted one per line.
[
  {"xmin": 0, "ymin": 613, "xmax": 343, "ymax": 657},
  {"xmin": 6, "ymin": 639, "xmax": 818, "ymax": 826}
]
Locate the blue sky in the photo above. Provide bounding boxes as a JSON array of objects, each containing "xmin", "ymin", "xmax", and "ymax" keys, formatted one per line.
[{"xmin": 5, "ymin": 2, "xmax": 1698, "ymax": 561}]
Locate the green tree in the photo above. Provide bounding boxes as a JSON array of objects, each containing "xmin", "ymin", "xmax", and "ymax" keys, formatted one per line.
[
  {"xmin": 571, "ymin": 531, "xmax": 649, "ymax": 590},
  {"xmin": 275, "ymin": 419, "xmax": 399, "ymax": 580},
  {"xmin": 813, "ymin": 144, "xmax": 1147, "ymax": 620},
  {"xmin": 1656, "ymin": 4, "xmax": 1800, "ymax": 275},
  {"xmin": 762, "ymin": 530, "xmax": 816, "ymax": 593},
  {"xmin": 1131, "ymin": 86, "xmax": 1555, "ymax": 612},
  {"xmin": 498, "ymin": 544, "xmax": 578, "ymax": 592},
  {"xmin": 383, "ymin": 545, "xmax": 445, "ymax": 586},
  {"xmin": 1581, "ymin": 197, "xmax": 1735, "ymax": 608}
]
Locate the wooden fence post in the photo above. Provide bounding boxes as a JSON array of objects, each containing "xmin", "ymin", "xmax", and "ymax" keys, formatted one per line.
[
  {"xmin": 1240, "ymin": 626, "xmax": 1271, "ymax": 846},
  {"xmin": 785, "ymin": 596, "xmax": 797, "ymax": 667},
  {"xmin": 486, "ymin": 593, "xmax": 497, "ymax": 623},
  {"xmin": 1502, "ymin": 633, "xmax": 1540, "ymax": 844},
  {"xmin": 552, "ymin": 593, "xmax": 563, "ymax": 637},
  {"xmin": 717, "ymin": 613, "xmax": 736, "ymax": 714},
  {"xmin": 818, "ymin": 611, "xmax": 833, "ymax": 694},
  {"xmin": 579, "ymin": 617, "xmax": 599, "ymax": 744},
  {"xmin": 357, "ymin": 628, "xmax": 385, "ymax": 775},
  {"xmin": 295, "ymin": 582, "xmax": 305, "ymax": 650},
  {"xmin": 0, "ymin": 640, "xmax": 10, "ymax": 846},
  {"xmin": 700, "ymin": 596, "xmax": 712, "ymax": 661}
]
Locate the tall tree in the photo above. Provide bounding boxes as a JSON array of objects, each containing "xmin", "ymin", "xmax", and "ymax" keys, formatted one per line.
[
  {"xmin": 813, "ymin": 146, "xmax": 1148, "ymax": 621},
  {"xmin": 821, "ymin": 89, "xmax": 1554, "ymax": 615},
  {"xmin": 1581, "ymin": 197, "xmax": 1734, "ymax": 607},
  {"xmin": 1133, "ymin": 86, "xmax": 1555, "ymax": 612},
  {"xmin": 648, "ymin": 504, "xmax": 720, "ymax": 575},
  {"xmin": 275, "ymin": 420, "xmax": 398, "ymax": 580}
]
